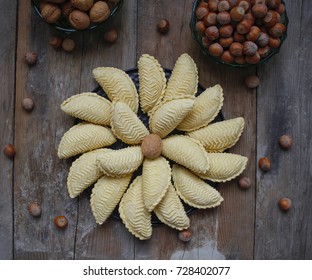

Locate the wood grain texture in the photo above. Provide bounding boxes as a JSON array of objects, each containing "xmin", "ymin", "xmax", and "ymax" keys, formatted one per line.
[
  {"xmin": 137, "ymin": 0, "xmax": 256, "ymax": 259},
  {"xmin": 14, "ymin": 2, "xmax": 81, "ymax": 259},
  {"xmin": 74, "ymin": 0, "xmax": 138, "ymax": 259},
  {"xmin": 255, "ymin": 0, "xmax": 312, "ymax": 259},
  {"xmin": 0, "ymin": 0, "xmax": 17, "ymax": 260}
]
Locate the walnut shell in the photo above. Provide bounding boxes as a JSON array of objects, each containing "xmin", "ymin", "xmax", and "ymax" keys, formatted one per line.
[
  {"xmin": 69, "ymin": 9, "xmax": 91, "ymax": 30},
  {"xmin": 41, "ymin": 3, "xmax": 62, "ymax": 23},
  {"xmin": 46, "ymin": 0, "xmax": 66, "ymax": 3},
  {"xmin": 89, "ymin": 1, "xmax": 110, "ymax": 23},
  {"xmin": 70, "ymin": 0, "xmax": 94, "ymax": 11}
]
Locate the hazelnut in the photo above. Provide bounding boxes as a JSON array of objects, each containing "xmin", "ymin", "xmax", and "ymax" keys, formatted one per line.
[
  {"xmin": 278, "ymin": 198, "xmax": 292, "ymax": 211},
  {"xmin": 70, "ymin": 0, "xmax": 94, "ymax": 11},
  {"xmin": 3, "ymin": 144, "xmax": 16, "ymax": 158},
  {"xmin": 157, "ymin": 19, "xmax": 170, "ymax": 34},
  {"xmin": 69, "ymin": 9, "xmax": 91, "ymax": 30},
  {"xmin": 22, "ymin": 98, "xmax": 35, "ymax": 112},
  {"xmin": 62, "ymin": 38, "xmax": 76, "ymax": 52},
  {"xmin": 244, "ymin": 12, "xmax": 256, "ymax": 24},
  {"xmin": 258, "ymin": 157, "xmax": 271, "ymax": 172},
  {"xmin": 218, "ymin": 0, "xmax": 230, "ymax": 12},
  {"xmin": 49, "ymin": 36, "xmax": 63, "ymax": 49},
  {"xmin": 205, "ymin": 26, "xmax": 219, "ymax": 41},
  {"xmin": 199, "ymin": 1, "xmax": 209, "ymax": 9},
  {"xmin": 245, "ymin": 74, "xmax": 260, "ymax": 88},
  {"xmin": 219, "ymin": 36, "xmax": 234, "ymax": 47},
  {"xmin": 258, "ymin": 45, "xmax": 271, "ymax": 58},
  {"xmin": 24, "ymin": 51, "xmax": 37, "ymax": 65},
  {"xmin": 54, "ymin": 215, "xmax": 68, "ymax": 228},
  {"xmin": 202, "ymin": 36, "xmax": 213, "ymax": 48},
  {"xmin": 196, "ymin": 21, "xmax": 206, "ymax": 34},
  {"xmin": 279, "ymin": 134, "xmax": 293, "ymax": 150},
  {"xmin": 221, "ymin": 50, "xmax": 234, "ymax": 63},
  {"xmin": 245, "ymin": 51, "xmax": 260, "ymax": 63},
  {"xmin": 233, "ymin": 31, "xmax": 246, "ymax": 42},
  {"xmin": 238, "ymin": 0, "xmax": 250, "ymax": 11},
  {"xmin": 219, "ymin": 24, "xmax": 234, "ymax": 38},
  {"xmin": 267, "ymin": 0, "xmax": 281, "ymax": 9},
  {"xmin": 269, "ymin": 36, "xmax": 281, "ymax": 48},
  {"xmin": 41, "ymin": 3, "xmax": 62, "ymax": 23},
  {"xmin": 104, "ymin": 29, "xmax": 118, "ymax": 43},
  {"xmin": 141, "ymin": 134, "xmax": 162, "ymax": 159},
  {"xmin": 238, "ymin": 176, "xmax": 251, "ymax": 189},
  {"xmin": 208, "ymin": 0, "xmax": 219, "ymax": 12},
  {"xmin": 234, "ymin": 55, "xmax": 246, "ymax": 64},
  {"xmin": 178, "ymin": 229, "xmax": 192, "ymax": 242},
  {"xmin": 263, "ymin": 10, "xmax": 278, "ymax": 27},
  {"xmin": 246, "ymin": 26, "xmax": 261, "ymax": 41},
  {"xmin": 28, "ymin": 202, "xmax": 42, "ymax": 217},
  {"xmin": 243, "ymin": 40, "xmax": 258, "ymax": 55},
  {"xmin": 269, "ymin": 23, "xmax": 286, "ymax": 38},
  {"xmin": 230, "ymin": 6, "xmax": 245, "ymax": 22},
  {"xmin": 217, "ymin": 11, "xmax": 231, "ymax": 25},
  {"xmin": 252, "ymin": 4, "xmax": 268, "ymax": 18},
  {"xmin": 46, "ymin": 0, "xmax": 66, "ymax": 3},
  {"xmin": 61, "ymin": 1, "xmax": 74, "ymax": 17},
  {"xmin": 256, "ymin": 32, "xmax": 270, "ymax": 47},
  {"xmin": 229, "ymin": 42, "xmax": 244, "ymax": 56},
  {"xmin": 274, "ymin": 3, "xmax": 285, "ymax": 15},
  {"xmin": 196, "ymin": 6, "xmax": 209, "ymax": 20},
  {"xmin": 208, "ymin": 43, "xmax": 224, "ymax": 57},
  {"xmin": 204, "ymin": 12, "xmax": 217, "ymax": 26},
  {"xmin": 89, "ymin": 1, "xmax": 110, "ymax": 23},
  {"xmin": 236, "ymin": 19, "xmax": 252, "ymax": 34}
]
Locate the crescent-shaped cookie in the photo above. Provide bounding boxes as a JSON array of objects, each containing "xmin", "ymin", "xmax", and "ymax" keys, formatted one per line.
[
  {"xmin": 196, "ymin": 153, "xmax": 248, "ymax": 182},
  {"xmin": 60, "ymin": 92, "xmax": 111, "ymax": 126},
  {"xmin": 187, "ymin": 117, "xmax": 245, "ymax": 152},
  {"xmin": 154, "ymin": 183, "xmax": 190, "ymax": 231},
  {"xmin": 142, "ymin": 156, "xmax": 171, "ymax": 212},
  {"xmin": 138, "ymin": 54, "xmax": 166, "ymax": 114},
  {"xmin": 119, "ymin": 176, "xmax": 152, "ymax": 240},
  {"xmin": 163, "ymin": 53, "xmax": 198, "ymax": 103},
  {"xmin": 57, "ymin": 123, "xmax": 116, "ymax": 159},
  {"xmin": 177, "ymin": 84, "xmax": 224, "ymax": 132},
  {"xmin": 161, "ymin": 135, "xmax": 210, "ymax": 174},
  {"xmin": 172, "ymin": 164, "xmax": 224, "ymax": 209},
  {"xmin": 93, "ymin": 67, "xmax": 139, "ymax": 113},
  {"xmin": 111, "ymin": 101, "xmax": 149, "ymax": 145},
  {"xmin": 97, "ymin": 146, "xmax": 143, "ymax": 177},
  {"xmin": 149, "ymin": 99, "xmax": 194, "ymax": 138},
  {"xmin": 67, "ymin": 148, "xmax": 110, "ymax": 198},
  {"xmin": 90, "ymin": 174, "xmax": 132, "ymax": 225}
]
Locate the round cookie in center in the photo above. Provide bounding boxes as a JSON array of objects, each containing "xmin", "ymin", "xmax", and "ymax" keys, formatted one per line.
[{"xmin": 141, "ymin": 134, "xmax": 163, "ymax": 159}]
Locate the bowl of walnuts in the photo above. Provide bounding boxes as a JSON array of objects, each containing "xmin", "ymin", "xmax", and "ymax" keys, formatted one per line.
[
  {"xmin": 190, "ymin": 0, "xmax": 288, "ymax": 67},
  {"xmin": 31, "ymin": 0, "xmax": 123, "ymax": 33}
]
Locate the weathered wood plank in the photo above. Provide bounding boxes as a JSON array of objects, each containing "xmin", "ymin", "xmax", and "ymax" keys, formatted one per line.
[
  {"xmin": 74, "ymin": 0, "xmax": 138, "ymax": 259},
  {"xmin": 14, "ymin": 2, "xmax": 82, "ymax": 259},
  {"xmin": 255, "ymin": 0, "xmax": 312, "ymax": 259},
  {"xmin": 0, "ymin": 0, "xmax": 17, "ymax": 260},
  {"xmin": 136, "ymin": 0, "xmax": 256, "ymax": 259}
]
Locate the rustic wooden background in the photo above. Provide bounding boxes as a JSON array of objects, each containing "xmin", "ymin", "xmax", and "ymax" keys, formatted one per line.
[{"xmin": 0, "ymin": 0, "xmax": 311, "ymax": 260}]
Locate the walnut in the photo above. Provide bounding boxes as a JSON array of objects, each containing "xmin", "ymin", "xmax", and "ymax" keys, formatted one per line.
[
  {"xmin": 68, "ymin": 9, "xmax": 91, "ymax": 30},
  {"xmin": 89, "ymin": 1, "xmax": 110, "ymax": 23},
  {"xmin": 70, "ymin": 0, "xmax": 94, "ymax": 11},
  {"xmin": 41, "ymin": 3, "xmax": 62, "ymax": 23}
]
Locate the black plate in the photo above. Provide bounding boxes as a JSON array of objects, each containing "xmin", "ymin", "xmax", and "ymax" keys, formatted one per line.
[{"xmin": 87, "ymin": 68, "xmax": 223, "ymax": 225}]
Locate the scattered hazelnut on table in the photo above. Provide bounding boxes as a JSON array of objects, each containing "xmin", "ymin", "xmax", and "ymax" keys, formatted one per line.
[
  {"xmin": 157, "ymin": 19, "xmax": 170, "ymax": 34},
  {"xmin": 279, "ymin": 134, "xmax": 293, "ymax": 150},
  {"xmin": 24, "ymin": 52, "xmax": 37, "ymax": 66},
  {"xmin": 49, "ymin": 36, "xmax": 63, "ymax": 49},
  {"xmin": 22, "ymin": 98, "xmax": 35, "ymax": 112},
  {"xmin": 104, "ymin": 29, "xmax": 118, "ymax": 43},
  {"xmin": 28, "ymin": 202, "xmax": 42, "ymax": 217},
  {"xmin": 258, "ymin": 157, "xmax": 271, "ymax": 172},
  {"xmin": 3, "ymin": 144, "xmax": 16, "ymax": 158},
  {"xmin": 245, "ymin": 75, "xmax": 260, "ymax": 89},
  {"xmin": 179, "ymin": 229, "xmax": 192, "ymax": 242},
  {"xmin": 62, "ymin": 38, "xmax": 76, "ymax": 52},
  {"xmin": 54, "ymin": 215, "xmax": 68, "ymax": 228},
  {"xmin": 278, "ymin": 197, "xmax": 292, "ymax": 211},
  {"xmin": 238, "ymin": 176, "xmax": 251, "ymax": 190}
]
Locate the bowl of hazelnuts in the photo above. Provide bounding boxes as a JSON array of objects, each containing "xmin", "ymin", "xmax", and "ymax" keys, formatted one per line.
[
  {"xmin": 31, "ymin": 0, "xmax": 123, "ymax": 33},
  {"xmin": 190, "ymin": 0, "xmax": 288, "ymax": 67}
]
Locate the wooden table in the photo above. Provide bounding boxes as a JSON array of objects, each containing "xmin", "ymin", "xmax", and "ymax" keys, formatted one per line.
[{"xmin": 1, "ymin": 0, "xmax": 311, "ymax": 260}]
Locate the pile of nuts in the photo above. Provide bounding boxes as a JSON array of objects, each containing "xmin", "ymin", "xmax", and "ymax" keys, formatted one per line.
[
  {"xmin": 194, "ymin": 0, "xmax": 287, "ymax": 65},
  {"xmin": 38, "ymin": 0, "xmax": 120, "ymax": 30}
]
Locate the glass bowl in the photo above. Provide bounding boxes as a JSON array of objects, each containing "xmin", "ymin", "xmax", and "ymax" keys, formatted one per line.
[
  {"xmin": 31, "ymin": 0, "xmax": 123, "ymax": 33},
  {"xmin": 190, "ymin": 0, "xmax": 289, "ymax": 68}
]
